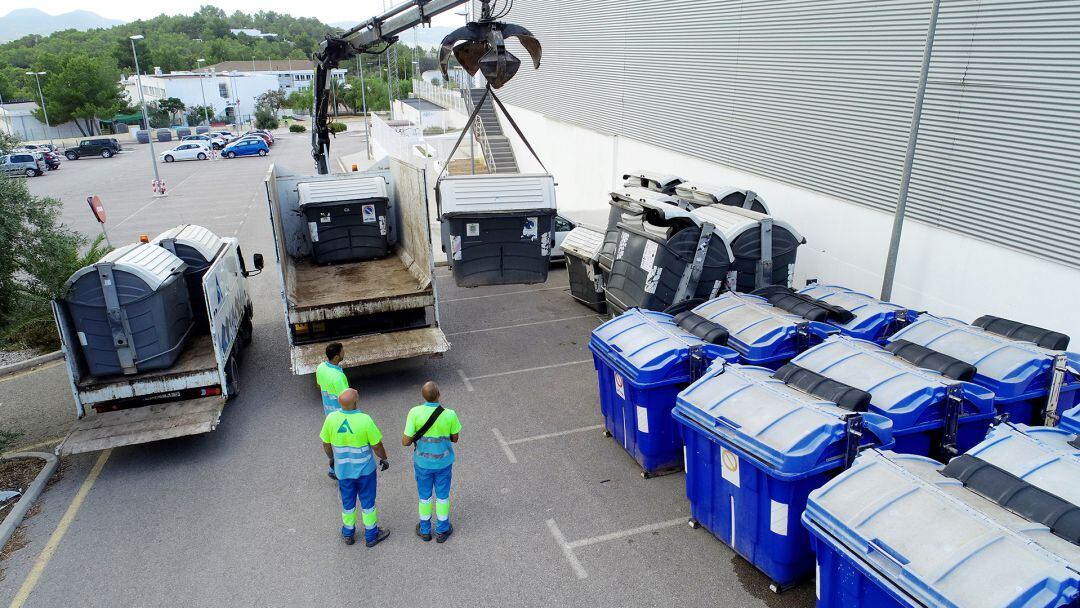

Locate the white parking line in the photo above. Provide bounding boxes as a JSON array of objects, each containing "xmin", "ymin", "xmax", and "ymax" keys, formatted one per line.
[
  {"xmin": 440, "ymin": 285, "xmax": 567, "ymax": 303},
  {"xmin": 446, "ymin": 315, "xmax": 597, "ymax": 337},
  {"xmin": 490, "ymin": 427, "xmax": 517, "ymax": 464},
  {"xmin": 547, "ymin": 517, "xmax": 688, "ymax": 579},
  {"xmin": 466, "ymin": 360, "xmax": 592, "ymax": 382},
  {"xmin": 456, "ymin": 369, "xmax": 474, "ymax": 393},
  {"xmin": 504, "ymin": 424, "xmax": 603, "ymax": 446}
]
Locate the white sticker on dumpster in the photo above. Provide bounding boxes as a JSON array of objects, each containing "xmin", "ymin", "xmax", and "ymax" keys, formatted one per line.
[
  {"xmin": 770, "ymin": 500, "xmax": 789, "ymax": 536},
  {"xmin": 644, "ymin": 266, "xmax": 662, "ymax": 294},
  {"xmin": 466, "ymin": 222, "xmax": 480, "ymax": 237},
  {"xmin": 450, "ymin": 235, "xmax": 462, "ymax": 261},
  {"xmin": 308, "ymin": 222, "xmax": 320, "ymax": 242},
  {"xmin": 636, "ymin": 405, "xmax": 649, "ymax": 433},
  {"xmin": 522, "ymin": 217, "xmax": 538, "ymax": 240},
  {"xmin": 614, "ymin": 373, "xmax": 625, "ymax": 399},
  {"xmin": 720, "ymin": 448, "xmax": 740, "ymax": 487},
  {"xmin": 362, "ymin": 204, "xmax": 376, "ymax": 223},
  {"xmin": 378, "ymin": 216, "xmax": 387, "ymax": 236},
  {"xmin": 640, "ymin": 240, "xmax": 658, "ymax": 271},
  {"xmin": 726, "ymin": 270, "xmax": 738, "ymax": 291},
  {"xmin": 616, "ymin": 232, "xmax": 629, "ymax": 260}
]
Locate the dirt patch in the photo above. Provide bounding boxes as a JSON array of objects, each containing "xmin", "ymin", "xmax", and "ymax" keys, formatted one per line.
[{"xmin": 0, "ymin": 458, "xmax": 45, "ymax": 510}]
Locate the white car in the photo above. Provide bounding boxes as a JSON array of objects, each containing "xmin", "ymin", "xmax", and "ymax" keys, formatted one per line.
[
  {"xmin": 182, "ymin": 134, "xmax": 227, "ymax": 150},
  {"xmin": 160, "ymin": 143, "xmax": 211, "ymax": 163}
]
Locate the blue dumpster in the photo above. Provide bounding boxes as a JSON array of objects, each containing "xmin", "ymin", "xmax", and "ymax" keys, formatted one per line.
[
  {"xmin": 673, "ymin": 364, "xmax": 893, "ymax": 588},
  {"xmin": 794, "ymin": 283, "xmax": 918, "ymax": 343},
  {"xmin": 803, "ymin": 449, "xmax": 1080, "ymax": 608},
  {"xmin": 889, "ymin": 314, "xmax": 1080, "ymax": 427},
  {"xmin": 691, "ymin": 291, "xmax": 834, "ymax": 369},
  {"xmin": 1061, "ymin": 403, "xmax": 1080, "ymax": 434},
  {"xmin": 589, "ymin": 308, "xmax": 740, "ymax": 476},
  {"xmin": 965, "ymin": 423, "xmax": 1080, "ymax": 494},
  {"xmin": 791, "ymin": 335, "xmax": 995, "ymax": 460}
]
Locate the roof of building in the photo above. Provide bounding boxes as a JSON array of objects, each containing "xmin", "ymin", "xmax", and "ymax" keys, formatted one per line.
[{"xmin": 202, "ymin": 60, "xmax": 343, "ymax": 74}]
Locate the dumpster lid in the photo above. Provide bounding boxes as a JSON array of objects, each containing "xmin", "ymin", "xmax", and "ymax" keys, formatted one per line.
[
  {"xmin": 963, "ymin": 423, "xmax": 1080, "ymax": 506},
  {"xmin": 151, "ymin": 224, "xmax": 225, "ymax": 264},
  {"xmin": 889, "ymin": 314, "xmax": 1080, "ymax": 400},
  {"xmin": 692, "ymin": 292, "xmax": 831, "ymax": 363},
  {"xmin": 673, "ymin": 182, "xmax": 770, "ymax": 214},
  {"xmin": 588, "ymin": 309, "xmax": 737, "ymax": 386},
  {"xmin": 438, "ymin": 173, "xmax": 555, "ymax": 215},
  {"xmin": 64, "ymin": 243, "xmax": 185, "ymax": 292},
  {"xmin": 675, "ymin": 364, "xmax": 893, "ymax": 475},
  {"xmin": 298, "ymin": 177, "xmax": 388, "ymax": 207},
  {"xmin": 792, "ymin": 336, "xmax": 995, "ymax": 430},
  {"xmin": 797, "ymin": 283, "xmax": 916, "ymax": 336},
  {"xmin": 621, "ymin": 170, "xmax": 684, "ymax": 194},
  {"xmin": 614, "ymin": 186, "xmax": 683, "ymax": 208},
  {"xmin": 804, "ymin": 450, "xmax": 1080, "ymax": 608},
  {"xmin": 561, "ymin": 226, "xmax": 605, "ymax": 261},
  {"xmin": 690, "ymin": 206, "xmax": 805, "ymax": 247}
]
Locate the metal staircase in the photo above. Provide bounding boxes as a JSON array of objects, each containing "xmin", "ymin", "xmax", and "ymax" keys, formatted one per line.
[{"xmin": 464, "ymin": 88, "xmax": 519, "ymax": 174}]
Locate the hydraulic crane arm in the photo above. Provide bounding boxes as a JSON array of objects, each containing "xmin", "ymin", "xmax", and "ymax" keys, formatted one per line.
[
  {"xmin": 310, "ymin": 0, "xmax": 541, "ymax": 174},
  {"xmin": 311, "ymin": 0, "xmax": 468, "ymax": 174}
]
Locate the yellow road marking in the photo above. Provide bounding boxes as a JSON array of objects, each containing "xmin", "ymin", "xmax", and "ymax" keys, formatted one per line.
[
  {"xmin": 9, "ymin": 449, "xmax": 112, "ymax": 608},
  {"xmin": 0, "ymin": 360, "xmax": 63, "ymax": 382},
  {"xmin": 2, "ymin": 437, "xmax": 64, "ymax": 457}
]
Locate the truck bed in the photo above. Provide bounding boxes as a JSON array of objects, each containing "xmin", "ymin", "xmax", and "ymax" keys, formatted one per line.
[
  {"xmin": 75, "ymin": 334, "xmax": 221, "ymax": 405},
  {"xmin": 59, "ymin": 396, "xmax": 225, "ymax": 456},
  {"xmin": 287, "ymin": 254, "xmax": 434, "ymax": 324}
]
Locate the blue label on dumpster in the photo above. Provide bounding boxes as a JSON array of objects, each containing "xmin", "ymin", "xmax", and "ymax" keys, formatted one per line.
[
  {"xmin": 888, "ymin": 314, "xmax": 1080, "ymax": 426},
  {"xmin": 792, "ymin": 335, "xmax": 995, "ymax": 459},
  {"xmin": 803, "ymin": 449, "xmax": 1080, "ymax": 608},
  {"xmin": 589, "ymin": 308, "xmax": 739, "ymax": 475},
  {"xmin": 672, "ymin": 364, "xmax": 893, "ymax": 587},
  {"xmin": 797, "ymin": 284, "xmax": 917, "ymax": 344},
  {"xmin": 691, "ymin": 292, "xmax": 834, "ymax": 369}
]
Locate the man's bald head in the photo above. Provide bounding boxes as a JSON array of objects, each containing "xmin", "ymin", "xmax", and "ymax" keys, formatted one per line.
[
  {"xmin": 338, "ymin": 388, "xmax": 359, "ymax": 410},
  {"xmin": 422, "ymin": 382, "xmax": 440, "ymax": 403}
]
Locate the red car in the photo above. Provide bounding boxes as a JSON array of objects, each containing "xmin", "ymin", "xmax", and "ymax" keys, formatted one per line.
[{"xmin": 242, "ymin": 131, "xmax": 273, "ymax": 147}]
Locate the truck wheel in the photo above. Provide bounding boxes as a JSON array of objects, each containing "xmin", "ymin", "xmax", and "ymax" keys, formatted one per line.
[
  {"xmin": 101, "ymin": 149, "xmax": 113, "ymax": 158},
  {"xmin": 65, "ymin": 151, "xmax": 77, "ymax": 160},
  {"xmin": 239, "ymin": 315, "xmax": 254, "ymax": 348},
  {"xmin": 225, "ymin": 356, "xmax": 240, "ymax": 398}
]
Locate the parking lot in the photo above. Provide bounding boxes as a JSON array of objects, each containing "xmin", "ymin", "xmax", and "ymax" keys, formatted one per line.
[{"xmin": 0, "ymin": 128, "xmax": 813, "ymax": 607}]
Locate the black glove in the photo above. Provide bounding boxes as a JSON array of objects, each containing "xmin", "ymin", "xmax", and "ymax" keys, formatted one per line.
[{"xmin": 379, "ymin": 459, "xmax": 390, "ymax": 471}]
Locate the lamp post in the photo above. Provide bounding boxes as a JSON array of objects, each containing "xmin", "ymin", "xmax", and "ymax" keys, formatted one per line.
[
  {"xmin": 196, "ymin": 58, "xmax": 210, "ymax": 126},
  {"xmin": 455, "ymin": 9, "xmax": 475, "ymax": 173},
  {"xmin": 26, "ymin": 71, "xmax": 52, "ymax": 145},
  {"xmin": 358, "ymin": 58, "xmax": 371, "ymax": 160},
  {"xmin": 129, "ymin": 35, "xmax": 162, "ymax": 192}
]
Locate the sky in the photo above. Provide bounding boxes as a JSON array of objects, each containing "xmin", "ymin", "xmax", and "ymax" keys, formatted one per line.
[{"xmin": 2, "ymin": 1, "xmax": 467, "ymax": 26}]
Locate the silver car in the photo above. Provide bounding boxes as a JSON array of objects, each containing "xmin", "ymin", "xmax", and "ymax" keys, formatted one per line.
[{"xmin": 0, "ymin": 152, "xmax": 44, "ymax": 177}]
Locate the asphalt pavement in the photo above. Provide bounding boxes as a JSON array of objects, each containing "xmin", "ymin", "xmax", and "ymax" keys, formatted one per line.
[{"xmin": 0, "ymin": 128, "xmax": 814, "ymax": 608}]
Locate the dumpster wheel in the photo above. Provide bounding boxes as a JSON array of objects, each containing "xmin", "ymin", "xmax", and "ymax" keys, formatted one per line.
[
  {"xmin": 688, "ymin": 518, "xmax": 700, "ymax": 529},
  {"xmin": 602, "ymin": 430, "xmax": 612, "ymax": 438}
]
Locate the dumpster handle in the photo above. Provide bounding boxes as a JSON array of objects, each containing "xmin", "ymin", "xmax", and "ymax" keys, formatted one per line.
[
  {"xmin": 711, "ymin": 415, "xmax": 741, "ymax": 430},
  {"xmin": 867, "ymin": 537, "xmax": 909, "ymax": 569}
]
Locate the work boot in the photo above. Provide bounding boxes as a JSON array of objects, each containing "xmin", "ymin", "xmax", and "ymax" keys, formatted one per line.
[
  {"xmin": 435, "ymin": 523, "xmax": 453, "ymax": 544},
  {"xmin": 365, "ymin": 528, "xmax": 391, "ymax": 548},
  {"xmin": 416, "ymin": 523, "xmax": 432, "ymax": 542},
  {"xmin": 342, "ymin": 533, "xmax": 355, "ymax": 546}
]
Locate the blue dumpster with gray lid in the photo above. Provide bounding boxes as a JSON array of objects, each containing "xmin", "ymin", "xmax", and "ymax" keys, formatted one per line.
[
  {"xmin": 690, "ymin": 291, "xmax": 835, "ymax": 369},
  {"xmin": 964, "ymin": 423, "xmax": 1080, "ymax": 500},
  {"xmin": 888, "ymin": 314, "xmax": 1080, "ymax": 427},
  {"xmin": 589, "ymin": 308, "xmax": 740, "ymax": 476},
  {"xmin": 672, "ymin": 363, "xmax": 894, "ymax": 588},
  {"xmin": 794, "ymin": 283, "xmax": 918, "ymax": 343},
  {"xmin": 802, "ymin": 448, "xmax": 1080, "ymax": 608},
  {"xmin": 791, "ymin": 335, "xmax": 995, "ymax": 460}
]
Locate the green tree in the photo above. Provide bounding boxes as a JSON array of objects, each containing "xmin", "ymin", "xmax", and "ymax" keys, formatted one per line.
[
  {"xmin": 186, "ymin": 105, "xmax": 216, "ymax": 125},
  {"xmin": 158, "ymin": 97, "xmax": 186, "ymax": 124},
  {"xmin": 32, "ymin": 56, "xmax": 125, "ymax": 136},
  {"xmin": 255, "ymin": 89, "xmax": 286, "ymax": 112},
  {"xmin": 286, "ymin": 88, "xmax": 313, "ymax": 115},
  {"xmin": 0, "ymin": 132, "xmax": 20, "ymax": 155},
  {"xmin": 254, "ymin": 106, "xmax": 279, "ymax": 130}
]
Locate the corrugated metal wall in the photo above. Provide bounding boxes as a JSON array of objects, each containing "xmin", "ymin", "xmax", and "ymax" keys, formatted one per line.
[{"xmin": 483, "ymin": 0, "xmax": 1080, "ymax": 267}]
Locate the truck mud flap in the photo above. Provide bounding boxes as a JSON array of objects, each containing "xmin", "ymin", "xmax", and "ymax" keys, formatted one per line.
[{"xmin": 58, "ymin": 396, "xmax": 226, "ymax": 456}]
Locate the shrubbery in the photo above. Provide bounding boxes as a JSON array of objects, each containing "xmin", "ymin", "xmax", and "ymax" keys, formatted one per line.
[
  {"xmin": 329, "ymin": 122, "xmax": 348, "ymax": 133},
  {"xmin": 254, "ymin": 107, "xmax": 280, "ymax": 130},
  {"xmin": 289, "ymin": 124, "xmax": 307, "ymax": 133}
]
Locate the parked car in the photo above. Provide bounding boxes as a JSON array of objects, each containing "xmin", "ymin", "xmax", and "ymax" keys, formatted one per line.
[
  {"xmin": 211, "ymin": 131, "xmax": 236, "ymax": 142},
  {"xmin": 40, "ymin": 150, "xmax": 61, "ymax": 170},
  {"xmin": 64, "ymin": 138, "xmax": 122, "ymax": 160},
  {"xmin": 160, "ymin": 143, "xmax": 211, "ymax": 163},
  {"xmin": 22, "ymin": 143, "xmax": 57, "ymax": 154},
  {"xmin": 0, "ymin": 152, "xmax": 45, "ymax": 177},
  {"xmin": 549, "ymin": 210, "xmax": 610, "ymax": 261},
  {"xmin": 250, "ymin": 129, "xmax": 275, "ymax": 143},
  {"xmin": 222, "ymin": 138, "xmax": 269, "ymax": 158},
  {"xmin": 241, "ymin": 131, "xmax": 273, "ymax": 147},
  {"xmin": 181, "ymin": 134, "xmax": 226, "ymax": 150}
]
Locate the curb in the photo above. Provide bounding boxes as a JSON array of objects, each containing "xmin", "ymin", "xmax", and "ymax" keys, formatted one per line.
[
  {"xmin": 0, "ymin": 452, "xmax": 60, "ymax": 550},
  {"xmin": 0, "ymin": 351, "xmax": 63, "ymax": 378}
]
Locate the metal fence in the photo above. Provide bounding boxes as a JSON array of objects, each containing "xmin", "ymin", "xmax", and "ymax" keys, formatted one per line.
[{"xmin": 412, "ymin": 80, "xmax": 469, "ymax": 116}]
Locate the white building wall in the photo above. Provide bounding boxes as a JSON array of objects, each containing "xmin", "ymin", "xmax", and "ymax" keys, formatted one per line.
[{"xmin": 502, "ymin": 102, "xmax": 1080, "ymax": 340}]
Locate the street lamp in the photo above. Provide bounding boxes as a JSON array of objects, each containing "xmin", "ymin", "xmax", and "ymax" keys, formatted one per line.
[
  {"xmin": 196, "ymin": 58, "xmax": 210, "ymax": 126},
  {"xmin": 25, "ymin": 71, "xmax": 52, "ymax": 145},
  {"xmin": 129, "ymin": 35, "xmax": 162, "ymax": 192},
  {"xmin": 357, "ymin": 58, "xmax": 371, "ymax": 160},
  {"xmin": 223, "ymin": 71, "xmax": 240, "ymax": 131}
]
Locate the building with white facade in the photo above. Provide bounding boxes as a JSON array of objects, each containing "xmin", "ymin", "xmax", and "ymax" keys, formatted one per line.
[
  {"xmin": 203, "ymin": 61, "xmax": 345, "ymax": 97},
  {"xmin": 122, "ymin": 71, "xmax": 281, "ymax": 123},
  {"xmin": 492, "ymin": 0, "xmax": 1080, "ymax": 341},
  {"xmin": 0, "ymin": 100, "xmax": 86, "ymax": 141}
]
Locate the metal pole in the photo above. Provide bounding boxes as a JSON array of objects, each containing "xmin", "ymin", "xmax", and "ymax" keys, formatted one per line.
[
  {"xmin": 880, "ymin": 0, "xmax": 941, "ymax": 302},
  {"xmin": 359, "ymin": 57, "xmax": 371, "ymax": 160},
  {"xmin": 0, "ymin": 90, "xmax": 7, "ymax": 135},
  {"xmin": 197, "ymin": 59, "xmax": 209, "ymax": 125},
  {"xmin": 130, "ymin": 38, "xmax": 161, "ymax": 189},
  {"xmin": 31, "ymin": 73, "xmax": 53, "ymax": 145}
]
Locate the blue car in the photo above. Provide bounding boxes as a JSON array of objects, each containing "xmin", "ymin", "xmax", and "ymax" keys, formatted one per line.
[{"xmin": 223, "ymin": 138, "xmax": 269, "ymax": 158}]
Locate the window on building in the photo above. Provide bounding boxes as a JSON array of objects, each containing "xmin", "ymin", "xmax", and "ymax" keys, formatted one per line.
[{"xmin": 219, "ymin": 83, "xmax": 229, "ymax": 98}]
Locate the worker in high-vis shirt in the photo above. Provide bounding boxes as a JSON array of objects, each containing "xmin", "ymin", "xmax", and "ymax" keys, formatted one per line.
[
  {"xmin": 402, "ymin": 382, "xmax": 461, "ymax": 543},
  {"xmin": 316, "ymin": 342, "xmax": 349, "ymax": 479},
  {"xmin": 321, "ymin": 388, "xmax": 391, "ymax": 547}
]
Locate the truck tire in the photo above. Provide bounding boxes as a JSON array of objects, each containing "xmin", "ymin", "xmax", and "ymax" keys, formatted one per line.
[
  {"xmin": 225, "ymin": 356, "xmax": 240, "ymax": 398},
  {"xmin": 65, "ymin": 151, "xmax": 78, "ymax": 160},
  {"xmin": 238, "ymin": 315, "xmax": 254, "ymax": 348},
  {"xmin": 101, "ymin": 149, "xmax": 113, "ymax": 158}
]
